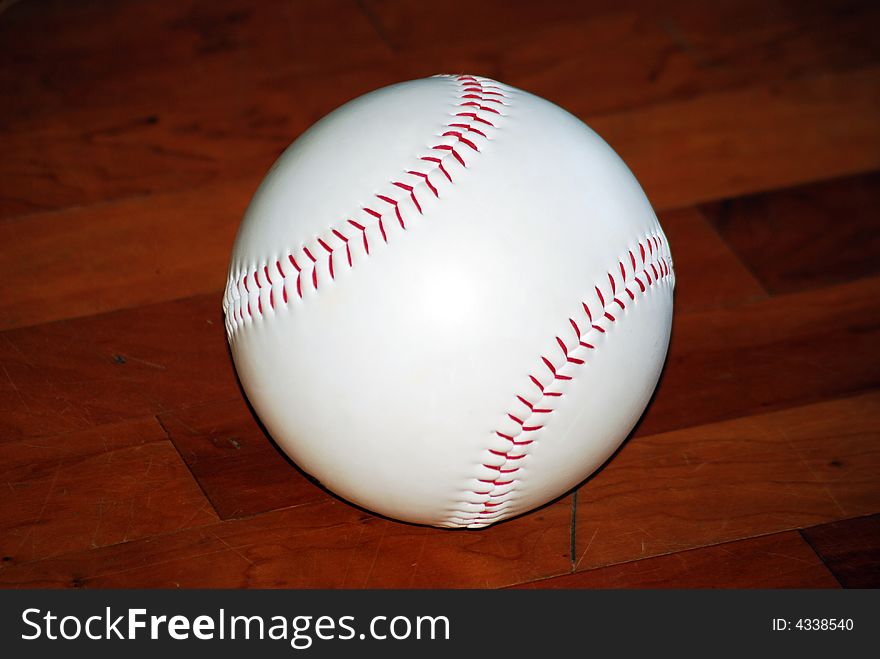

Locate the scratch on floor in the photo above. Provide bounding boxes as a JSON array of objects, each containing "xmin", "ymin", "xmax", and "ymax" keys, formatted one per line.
[
  {"xmin": 364, "ymin": 524, "xmax": 388, "ymax": 587},
  {"xmin": 2, "ymin": 363, "xmax": 31, "ymax": 412},
  {"xmin": 406, "ymin": 529, "xmax": 429, "ymax": 588},
  {"xmin": 340, "ymin": 521, "xmax": 368, "ymax": 588},
  {"xmin": 121, "ymin": 498, "xmax": 137, "ymax": 543},
  {"xmin": 15, "ymin": 463, "xmax": 62, "ymax": 556},
  {"xmin": 208, "ymin": 529, "xmax": 254, "ymax": 566},
  {"xmin": 91, "ymin": 497, "xmax": 106, "ymax": 548},
  {"xmin": 788, "ymin": 438, "xmax": 848, "ymax": 517},
  {"xmin": 180, "ymin": 502, "xmax": 216, "ymax": 529},
  {"xmin": 122, "ymin": 355, "xmax": 167, "ymax": 371},
  {"xmin": 760, "ymin": 550, "xmax": 816, "ymax": 566},
  {"xmin": 574, "ymin": 527, "xmax": 599, "ymax": 571}
]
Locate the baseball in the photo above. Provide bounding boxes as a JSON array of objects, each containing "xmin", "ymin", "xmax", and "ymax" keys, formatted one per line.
[{"xmin": 223, "ymin": 75, "xmax": 674, "ymax": 528}]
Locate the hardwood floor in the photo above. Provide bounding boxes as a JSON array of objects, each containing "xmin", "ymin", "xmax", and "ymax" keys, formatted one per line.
[{"xmin": 1, "ymin": 0, "xmax": 877, "ymax": 588}]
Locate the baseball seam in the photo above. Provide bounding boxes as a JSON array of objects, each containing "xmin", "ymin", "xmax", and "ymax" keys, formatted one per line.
[
  {"xmin": 223, "ymin": 75, "xmax": 509, "ymax": 336},
  {"xmin": 447, "ymin": 233, "xmax": 674, "ymax": 528}
]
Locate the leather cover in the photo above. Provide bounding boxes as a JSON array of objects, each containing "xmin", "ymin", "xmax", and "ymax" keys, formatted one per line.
[{"xmin": 223, "ymin": 75, "xmax": 674, "ymax": 528}]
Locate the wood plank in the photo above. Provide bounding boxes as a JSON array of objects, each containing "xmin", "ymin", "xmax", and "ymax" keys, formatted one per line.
[
  {"xmin": 0, "ymin": 295, "xmax": 238, "ymax": 442},
  {"xmin": 0, "ymin": 0, "xmax": 394, "ymax": 218},
  {"xmin": 0, "ymin": 199, "xmax": 762, "ymax": 347},
  {"xmin": 2, "ymin": 391, "xmax": 876, "ymax": 588},
  {"xmin": 0, "ymin": 417, "xmax": 218, "ymax": 565},
  {"xmin": 658, "ymin": 207, "xmax": 767, "ymax": 312},
  {"xmin": 2, "ymin": 66, "xmax": 877, "ymax": 330},
  {"xmin": 3, "ymin": 3, "xmax": 879, "ymax": 221},
  {"xmin": 701, "ymin": 172, "xmax": 880, "ymax": 294},
  {"xmin": 0, "ymin": 415, "xmax": 165, "ymax": 474},
  {"xmin": 638, "ymin": 274, "xmax": 880, "ymax": 436},
  {"xmin": 10, "ymin": 1, "xmax": 877, "ymax": 128},
  {"xmin": 512, "ymin": 531, "xmax": 840, "ymax": 588},
  {"xmin": 0, "ymin": 192, "xmax": 804, "ymax": 337},
  {"xmin": 2, "ymin": 252, "xmax": 878, "ymax": 451},
  {"xmin": 0, "ymin": 178, "xmax": 252, "ymax": 330},
  {"xmin": 592, "ymin": 66, "xmax": 880, "ymax": 210},
  {"xmin": 0, "ymin": 497, "xmax": 573, "ymax": 588},
  {"xmin": 574, "ymin": 391, "xmax": 880, "ymax": 572},
  {"xmin": 157, "ymin": 399, "xmax": 330, "ymax": 519},
  {"xmin": 1, "ymin": 0, "xmax": 877, "ymax": 592},
  {"xmin": 367, "ymin": 0, "xmax": 880, "ymax": 114},
  {"xmin": 0, "ymin": 0, "xmax": 391, "ymax": 127},
  {"xmin": 801, "ymin": 514, "xmax": 880, "ymax": 588},
  {"xmin": 0, "ymin": 64, "xmax": 399, "ymax": 220}
]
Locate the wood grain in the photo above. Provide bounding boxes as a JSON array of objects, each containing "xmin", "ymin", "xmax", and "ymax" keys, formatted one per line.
[
  {"xmin": 512, "ymin": 531, "xmax": 840, "ymax": 589},
  {"xmin": 801, "ymin": 514, "xmax": 880, "ymax": 588},
  {"xmin": 573, "ymin": 391, "xmax": 880, "ymax": 572},
  {"xmin": 591, "ymin": 65, "xmax": 880, "ymax": 210},
  {"xmin": 0, "ymin": 294, "xmax": 238, "ymax": 441},
  {"xmin": 0, "ymin": 497, "xmax": 574, "ymax": 589},
  {"xmin": 0, "ymin": 222, "xmax": 880, "ymax": 458},
  {"xmin": 2, "ymin": 2, "xmax": 878, "ymax": 230},
  {"xmin": 0, "ymin": 0, "xmax": 391, "ymax": 128},
  {"xmin": 0, "ymin": 188, "xmax": 764, "ymax": 333},
  {"xmin": 0, "ymin": 416, "xmax": 217, "ymax": 565},
  {"xmin": 3, "ymin": 390, "xmax": 874, "ymax": 588},
  {"xmin": 637, "ymin": 274, "xmax": 880, "ymax": 436},
  {"xmin": 1, "ymin": 0, "xmax": 878, "ymax": 589},
  {"xmin": 658, "ymin": 207, "xmax": 767, "ymax": 312},
  {"xmin": 701, "ymin": 171, "xmax": 880, "ymax": 294},
  {"xmin": 365, "ymin": 0, "xmax": 880, "ymax": 114},
  {"xmin": 157, "ymin": 399, "xmax": 330, "ymax": 520},
  {"xmin": 0, "ymin": 179, "xmax": 252, "ymax": 330},
  {"xmin": 0, "ymin": 199, "xmax": 770, "ymax": 440},
  {"xmin": 0, "ymin": 0, "xmax": 393, "ymax": 217},
  {"xmin": 3, "ymin": 62, "xmax": 877, "ymax": 329},
  {"xmin": 3, "ymin": 68, "xmax": 877, "ymax": 329}
]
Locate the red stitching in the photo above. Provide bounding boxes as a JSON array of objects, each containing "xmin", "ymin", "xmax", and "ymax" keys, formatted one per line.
[
  {"xmin": 447, "ymin": 123, "xmax": 487, "ymax": 138},
  {"xmin": 431, "ymin": 144, "xmax": 466, "ymax": 167},
  {"xmin": 331, "ymin": 230, "xmax": 353, "ymax": 268},
  {"xmin": 441, "ymin": 131, "xmax": 480, "ymax": 152},
  {"xmin": 407, "ymin": 171, "xmax": 438, "ymax": 197},
  {"xmin": 393, "ymin": 181, "xmax": 423, "ymax": 214},
  {"xmin": 318, "ymin": 239, "xmax": 334, "ymax": 279},
  {"xmin": 420, "ymin": 156, "xmax": 452, "ymax": 182},
  {"xmin": 225, "ymin": 75, "xmax": 506, "ymax": 326},
  {"xmin": 289, "ymin": 254, "xmax": 303, "ymax": 298},
  {"xmin": 303, "ymin": 246, "xmax": 318, "ymax": 289},
  {"xmin": 376, "ymin": 195, "xmax": 405, "ymax": 229},
  {"xmin": 348, "ymin": 220, "xmax": 370, "ymax": 255},
  {"xmin": 455, "ymin": 112, "xmax": 494, "ymax": 126},
  {"xmin": 459, "ymin": 101, "xmax": 500, "ymax": 114},
  {"xmin": 363, "ymin": 207, "xmax": 387, "ymax": 243},
  {"xmin": 455, "ymin": 233, "xmax": 673, "ymax": 526}
]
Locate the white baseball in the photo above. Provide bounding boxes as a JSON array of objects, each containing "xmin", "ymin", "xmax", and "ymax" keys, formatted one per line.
[{"xmin": 223, "ymin": 75, "xmax": 674, "ymax": 528}]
